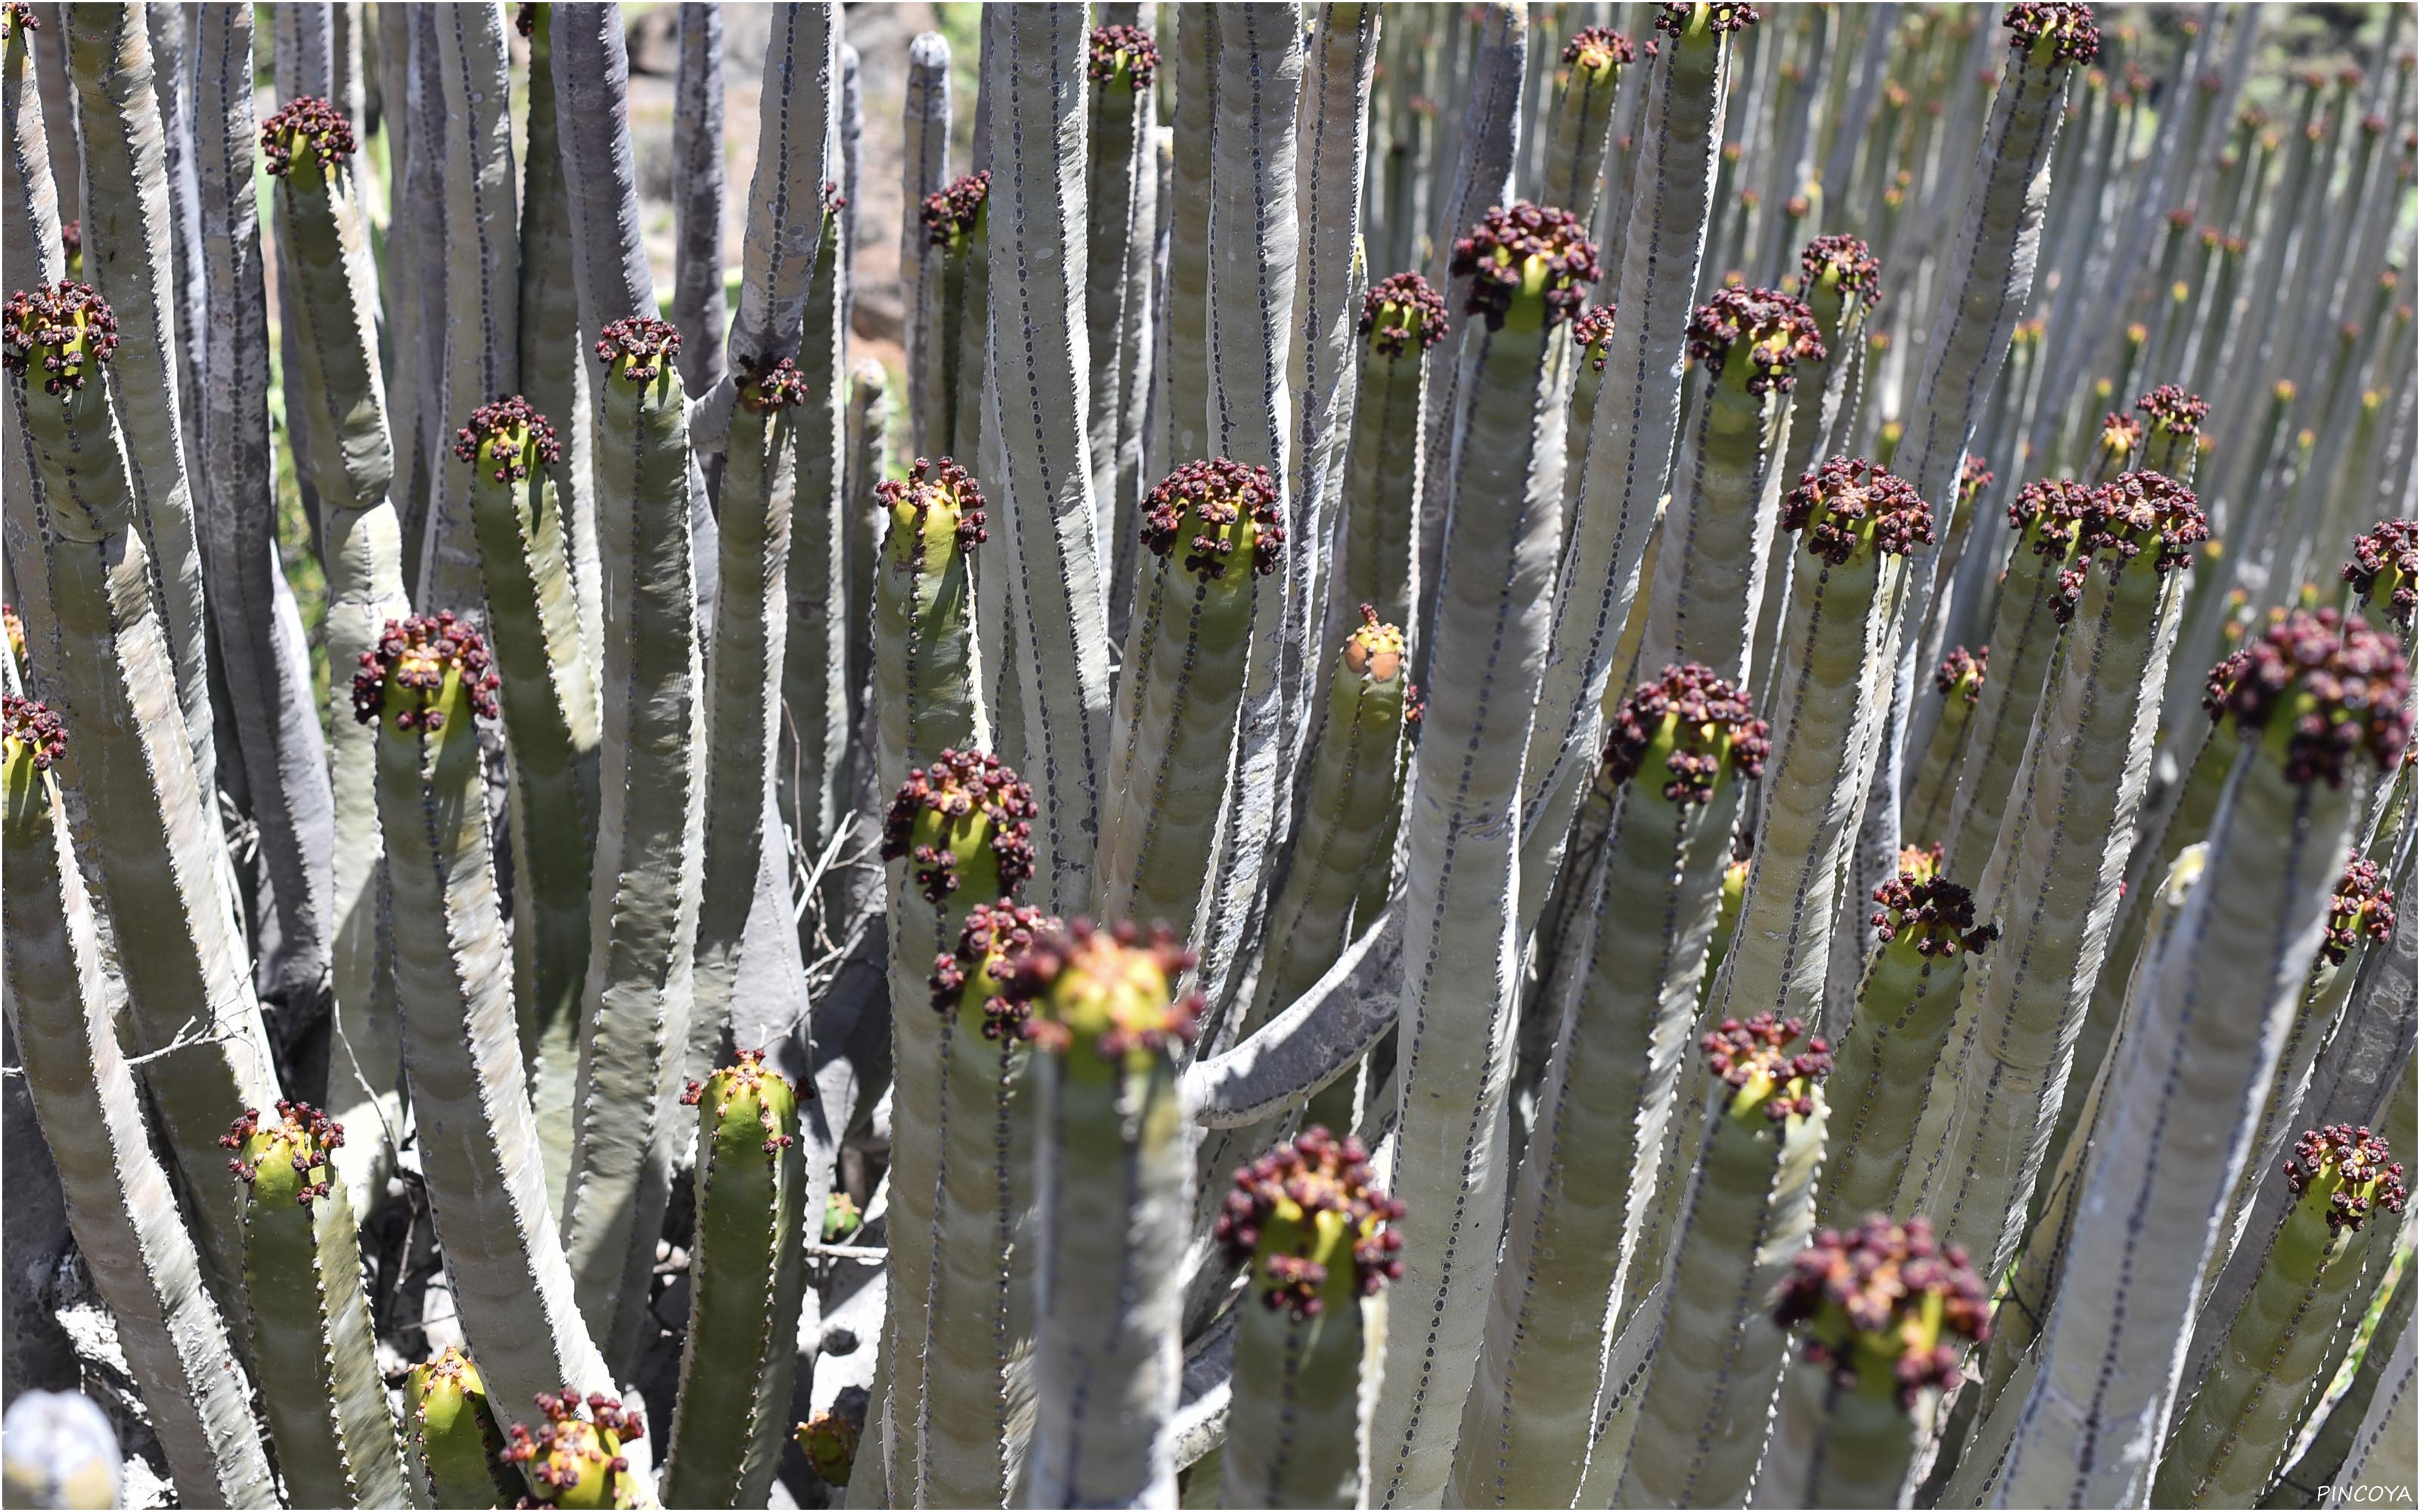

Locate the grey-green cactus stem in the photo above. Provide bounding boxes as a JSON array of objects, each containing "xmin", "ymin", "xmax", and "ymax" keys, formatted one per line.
[
  {"xmin": 1612, "ymin": 1015, "xmax": 1833, "ymax": 1506},
  {"xmin": 63, "ymin": 6, "xmax": 216, "ymax": 811},
  {"xmin": 2268, "ymin": 1243, "xmax": 2417, "ymax": 1509},
  {"xmin": 1817, "ymin": 857, "xmax": 1996, "ymax": 1224},
  {"xmin": 1339, "ymin": 274, "xmax": 1443, "ymax": 637},
  {"xmin": 901, "ymin": 30, "xmax": 952, "ymax": 460},
  {"xmin": 1908, "ymin": 646, "xmax": 1987, "ymax": 843},
  {"xmin": 360, "ymin": 612, "xmax": 616, "ymax": 1427},
  {"xmin": 1370, "ymin": 200, "xmax": 1588, "ymax": 1508},
  {"xmin": 1, "ymin": 702, "xmax": 279, "ymax": 1510},
  {"xmin": 921, "ymin": 167, "xmax": 990, "ymax": 476},
  {"xmin": 873, "ymin": 457, "xmax": 988, "ymax": 789},
  {"xmin": 2000, "ymin": 611, "xmax": 2409, "ymax": 1507},
  {"xmin": 1012, "ymin": 922, "xmax": 1199, "ymax": 1509},
  {"xmin": 672, "ymin": 4, "xmax": 728, "ymax": 398},
  {"xmin": 423, "ymin": 3, "xmax": 518, "ymax": 618},
  {"xmin": 405, "ymin": 1349, "xmax": 519, "ymax": 1510},
  {"xmin": 1518, "ymin": 5, "xmax": 1735, "ymax": 934},
  {"xmin": 661, "ymin": 1052, "xmax": 808, "ymax": 1510},
  {"xmin": 260, "ymin": 61, "xmax": 411, "ymax": 1213},
  {"xmin": 1215, "ymin": 1129, "xmax": 1404, "ymax": 1509},
  {"xmin": 2155, "ymin": 1126, "xmax": 2408, "ymax": 1507},
  {"xmin": 560, "ymin": 318, "xmax": 708, "ymax": 1375},
  {"xmin": 6, "ymin": 281, "xmax": 279, "ymax": 1326},
  {"xmin": 454, "ymin": 399, "xmax": 600, "ymax": 1170},
  {"xmin": 1920, "ymin": 473, "xmax": 2207, "ymax": 1278},
  {"xmin": 222, "ymin": 1101, "xmax": 411, "ymax": 1507},
  {"xmin": 1163, "ymin": 5, "xmax": 1215, "ymax": 472},
  {"xmin": 1540, "ymin": 28, "xmax": 1631, "ymax": 226},
  {"xmin": 1454, "ymin": 665, "xmax": 1769, "ymax": 1509},
  {"xmin": 1084, "ymin": 14, "xmax": 1156, "ymax": 552}
]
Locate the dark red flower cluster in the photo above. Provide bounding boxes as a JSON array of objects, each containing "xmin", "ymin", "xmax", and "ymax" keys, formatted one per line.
[
  {"xmin": 1871, "ymin": 870, "xmax": 1997, "ymax": 959},
  {"xmin": 1782, "ymin": 456, "xmax": 1934, "ymax": 565},
  {"xmin": 880, "ymin": 748, "xmax": 1038, "ymax": 904},
  {"xmin": 2004, "ymin": 4, "xmax": 2101, "ymax": 66},
  {"xmin": 738, "ymin": 356, "xmax": 812, "ymax": 413},
  {"xmin": 2201, "ymin": 645, "xmax": 2252, "ymax": 723},
  {"xmin": 1799, "ymin": 234, "xmax": 1883, "ymax": 309},
  {"xmin": 501, "ymin": 1390, "xmax": 644, "ymax": 1504},
  {"xmin": 1960, "ymin": 454, "xmax": 1996, "ymax": 506},
  {"xmin": 1688, "ymin": 287, "xmax": 1827, "ymax": 396},
  {"xmin": 922, "ymin": 170, "xmax": 991, "ymax": 249},
  {"xmin": 1359, "ymin": 272, "xmax": 1450, "ymax": 358},
  {"xmin": 1087, "ymin": 23, "xmax": 1159, "ymax": 86},
  {"xmin": 878, "ymin": 457, "xmax": 989, "ymax": 561},
  {"xmin": 1562, "ymin": 26, "xmax": 1636, "ymax": 70},
  {"xmin": 451, "ymin": 396, "xmax": 563, "ymax": 482},
  {"xmin": 2049, "ymin": 472, "xmax": 2209, "ymax": 622},
  {"xmin": 594, "ymin": 316, "xmax": 682, "ymax": 383},
  {"xmin": 220, "ymin": 1101, "xmax": 345, "ymax": 1208},
  {"xmin": 1703, "ymin": 1013, "xmax": 1832, "ymax": 1120},
  {"xmin": 1000, "ymin": 919, "xmax": 1203, "ymax": 1060},
  {"xmin": 1934, "ymin": 646, "xmax": 1988, "ymax": 707},
  {"xmin": 1572, "ymin": 303, "xmax": 1619, "ymax": 373},
  {"xmin": 4, "ymin": 695, "xmax": 67, "ymax": 771},
  {"xmin": 1449, "ymin": 201, "xmax": 1600, "ymax": 331},
  {"xmin": 1602, "ymin": 662, "xmax": 1770, "ymax": 807},
  {"xmin": 1773, "ymin": 1215, "xmax": 1988, "ymax": 1405},
  {"xmin": 260, "ymin": 95, "xmax": 357, "ymax": 176},
  {"xmin": 2285, "ymin": 1126, "xmax": 2408, "ymax": 1236},
  {"xmin": 2319, "ymin": 859, "xmax": 2397, "ymax": 967},
  {"xmin": 2216, "ymin": 609, "xmax": 2410, "ymax": 787},
  {"xmin": 1214, "ymin": 1126, "xmax": 1405, "ymax": 1320},
  {"xmin": 1140, "ymin": 458, "xmax": 1285, "ymax": 580},
  {"xmin": 2134, "ymin": 384, "xmax": 2210, "ymax": 438},
  {"xmin": 2, "ymin": 282, "xmax": 119, "ymax": 395},
  {"xmin": 931, "ymin": 900, "xmax": 1055, "ymax": 1040},
  {"xmin": 350, "ymin": 613, "xmax": 502, "ymax": 731},
  {"xmin": 2343, "ymin": 519, "xmax": 2417, "ymax": 630}
]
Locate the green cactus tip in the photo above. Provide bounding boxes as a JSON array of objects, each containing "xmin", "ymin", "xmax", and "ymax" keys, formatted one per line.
[
  {"xmin": 931, "ymin": 900, "xmax": 1056, "ymax": 1040},
  {"xmin": 1447, "ymin": 202, "xmax": 1602, "ymax": 331},
  {"xmin": 451, "ymin": 396, "xmax": 563, "ymax": 483},
  {"xmin": 880, "ymin": 748, "xmax": 1039, "ymax": 904},
  {"xmin": 678, "ymin": 1049, "xmax": 799, "ymax": 1154},
  {"xmin": 2134, "ymin": 384, "xmax": 2209, "ymax": 441},
  {"xmin": 219, "ymin": 1101, "xmax": 344, "ymax": 1209},
  {"xmin": 1572, "ymin": 303, "xmax": 1618, "ymax": 373},
  {"xmin": 2095, "ymin": 411, "xmax": 2142, "ymax": 469},
  {"xmin": 1345, "ymin": 607, "xmax": 1407, "ymax": 684},
  {"xmin": 877, "ymin": 457, "xmax": 989, "ymax": 562},
  {"xmin": 1689, "ymin": 287, "xmax": 1828, "ymax": 395},
  {"xmin": 1799, "ymin": 234, "xmax": 1883, "ymax": 309},
  {"xmin": 2342, "ymin": 519, "xmax": 2416, "ymax": 630},
  {"xmin": 1140, "ymin": 459, "xmax": 1286, "ymax": 581},
  {"xmin": 2284, "ymin": 1126, "xmax": 2409, "ymax": 1237},
  {"xmin": 2007, "ymin": 479, "xmax": 2093, "ymax": 570},
  {"xmin": 1655, "ymin": 4, "xmax": 1761, "ymax": 40},
  {"xmin": 3, "ymin": 695, "xmax": 67, "ymax": 776},
  {"xmin": 1360, "ymin": 272, "xmax": 1450, "ymax": 359},
  {"xmin": 349, "ymin": 613, "xmax": 503, "ymax": 733},
  {"xmin": 1213, "ymin": 1126, "xmax": 1406, "ymax": 1320},
  {"xmin": 1704, "ymin": 1013, "xmax": 1832, "ymax": 1121},
  {"xmin": 1087, "ymin": 23, "xmax": 1159, "ymax": 88},
  {"xmin": 1782, "ymin": 457, "xmax": 1934, "ymax": 565},
  {"xmin": 1869, "ymin": 860, "xmax": 1997, "ymax": 960},
  {"xmin": 2004, "ymin": 3, "xmax": 2100, "ymax": 66},
  {"xmin": 1934, "ymin": 646, "xmax": 1988, "ymax": 707},
  {"xmin": 821, "ymin": 1192, "xmax": 861, "ymax": 1244},
  {"xmin": 1001, "ymin": 918, "xmax": 1203, "ymax": 1067},
  {"xmin": 2210, "ymin": 609, "xmax": 2411, "ymax": 786},
  {"xmin": 2, "ymin": 283, "xmax": 119, "ymax": 398},
  {"xmin": 2319, "ymin": 860, "xmax": 2397, "ymax": 966},
  {"xmin": 591, "ymin": 316, "xmax": 681, "ymax": 384},
  {"xmin": 1773, "ymin": 1215, "xmax": 1989, "ymax": 1406},
  {"xmin": 259, "ymin": 95, "xmax": 358, "ymax": 178},
  {"xmin": 501, "ymin": 1390, "xmax": 645, "ymax": 1510},
  {"xmin": 921, "ymin": 170, "xmax": 991, "ymax": 253},
  {"xmin": 795, "ymin": 1412, "xmax": 858, "ymax": 1487},
  {"xmin": 1561, "ymin": 26, "xmax": 1636, "ymax": 77},
  {"xmin": 1602, "ymin": 662, "xmax": 1771, "ymax": 807}
]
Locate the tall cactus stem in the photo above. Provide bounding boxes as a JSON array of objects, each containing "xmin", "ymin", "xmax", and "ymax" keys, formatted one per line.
[{"xmin": 1338, "ymin": 274, "xmax": 1444, "ymax": 635}]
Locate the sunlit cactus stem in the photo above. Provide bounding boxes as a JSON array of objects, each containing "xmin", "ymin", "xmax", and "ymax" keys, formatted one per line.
[
  {"xmin": 1757, "ymin": 1215, "xmax": 1990, "ymax": 1509},
  {"xmin": 2155, "ymin": 1127, "xmax": 2409, "ymax": 1507},
  {"xmin": 661, "ymin": 1052, "xmax": 807, "ymax": 1509},
  {"xmin": 501, "ymin": 1389, "xmax": 647, "ymax": 1510},
  {"xmin": 1083, "ymin": 20, "xmax": 1158, "ymax": 552},
  {"xmin": 1540, "ymin": 26, "xmax": 1633, "ymax": 226},
  {"xmin": 873, "ymin": 457, "xmax": 988, "ymax": 785},
  {"xmin": 1010, "ymin": 921, "xmax": 1202, "ymax": 1508},
  {"xmin": 405, "ymin": 1349, "xmax": 520, "ymax": 1509},
  {"xmin": 1340, "ymin": 273, "xmax": 1447, "ymax": 633},
  {"xmin": 1907, "ymin": 647, "xmax": 1987, "ymax": 843},
  {"xmin": 1457, "ymin": 665, "xmax": 1769, "ymax": 1509},
  {"xmin": 221, "ymin": 1100, "xmax": 410, "ymax": 1507},
  {"xmin": 923, "ymin": 169, "xmax": 991, "ymax": 468},
  {"xmin": 1818, "ymin": 854, "xmax": 1997, "ymax": 1223},
  {"xmin": 1215, "ymin": 1129, "xmax": 1405, "ymax": 1510},
  {"xmin": 1611, "ymin": 1015, "xmax": 1833, "ymax": 1505}
]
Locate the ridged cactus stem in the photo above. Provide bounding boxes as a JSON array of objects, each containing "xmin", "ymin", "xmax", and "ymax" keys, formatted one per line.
[
  {"xmin": 873, "ymin": 458, "xmax": 988, "ymax": 787},
  {"xmin": 1920, "ymin": 473, "xmax": 2207, "ymax": 1278},
  {"xmin": 222, "ymin": 1101, "xmax": 411, "ymax": 1507},
  {"xmin": 671, "ymin": 4, "xmax": 727, "ymax": 398},
  {"xmin": 1611, "ymin": 1016, "xmax": 1833, "ymax": 1506},
  {"xmin": 918, "ymin": 169, "xmax": 989, "ymax": 479},
  {"xmin": 2155, "ymin": 1126, "xmax": 2409, "ymax": 1507},
  {"xmin": 1455, "ymin": 665, "xmax": 1769, "ymax": 1509},
  {"xmin": 361, "ymin": 614, "xmax": 615, "ymax": 1427},
  {"xmin": 2267, "ymin": 1216, "xmax": 2417, "ymax": 1507},
  {"xmin": 901, "ymin": 31, "xmax": 952, "ymax": 460},
  {"xmin": 563, "ymin": 317, "xmax": 708, "ymax": 1373},
  {"xmin": 1907, "ymin": 646, "xmax": 1987, "ymax": 842},
  {"xmin": 1, "ymin": 700, "xmax": 278, "ymax": 1508},
  {"xmin": 1540, "ymin": 28, "xmax": 1631, "ymax": 226},
  {"xmin": 6, "ymin": 280, "xmax": 277, "ymax": 1321},
  {"xmin": 661, "ymin": 1052, "xmax": 808, "ymax": 1509},
  {"xmin": 1084, "ymin": 17, "xmax": 1157, "ymax": 549},
  {"xmin": 1215, "ymin": 1129, "xmax": 1405, "ymax": 1509},
  {"xmin": 2001, "ymin": 612, "xmax": 2409, "ymax": 1507},
  {"xmin": 405, "ymin": 1349, "xmax": 519, "ymax": 1509},
  {"xmin": 1338, "ymin": 274, "xmax": 1444, "ymax": 634},
  {"xmin": 455, "ymin": 400, "xmax": 600, "ymax": 1142}
]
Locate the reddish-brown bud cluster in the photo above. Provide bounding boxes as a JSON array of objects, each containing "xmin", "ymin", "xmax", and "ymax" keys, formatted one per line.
[
  {"xmin": 1359, "ymin": 272, "xmax": 1450, "ymax": 358},
  {"xmin": 879, "ymin": 457, "xmax": 988, "ymax": 562},
  {"xmin": 2, "ymin": 3, "xmax": 39, "ymax": 36},
  {"xmin": 931, "ymin": 900, "xmax": 1055, "ymax": 1040},
  {"xmin": 737, "ymin": 356, "xmax": 811, "ymax": 413},
  {"xmin": 2135, "ymin": 384, "xmax": 2210, "ymax": 437},
  {"xmin": 57, "ymin": 219, "xmax": 78, "ymax": 264},
  {"xmin": 2004, "ymin": 3, "xmax": 2100, "ymax": 65},
  {"xmin": 1689, "ymin": 287, "xmax": 1826, "ymax": 395},
  {"xmin": 514, "ymin": 3, "xmax": 536, "ymax": 38},
  {"xmin": 3, "ymin": 695, "xmax": 67, "ymax": 771},
  {"xmin": 2009, "ymin": 482, "xmax": 2093, "ymax": 596},
  {"xmin": 1773, "ymin": 1215, "xmax": 1989, "ymax": 1406},
  {"xmin": 451, "ymin": 397, "xmax": 563, "ymax": 482},
  {"xmin": 678, "ymin": 1049, "xmax": 797, "ymax": 1154},
  {"xmin": 2050, "ymin": 472, "xmax": 2209, "ymax": 621},
  {"xmin": 1655, "ymin": 2, "xmax": 1760, "ymax": 37},
  {"xmin": 1871, "ymin": 869, "xmax": 1997, "ymax": 958},
  {"xmin": 593, "ymin": 316, "xmax": 681, "ymax": 383},
  {"xmin": 1571, "ymin": 303, "xmax": 1620, "ymax": 373},
  {"xmin": 1782, "ymin": 456, "xmax": 1934, "ymax": 565},
  {"xmin": 2319, "ymin": 858, "xmax": 2397, "ymax": 966},
  {"xmin": 1450, "ymin": 202, "xmax": 1601, "ymax": 332},
  {"xmin": 2214, "ymin": 609, "xmax": 2410, "ymax": 786},
  {"xmin": 1799, "ymin": 234, "xmax": 1882, "ymax": 308},
  {"xmin": 2285, "ymin": 1126, "xmax": 2408, "ymax": 1235},
  {"xmin": 2201, "ymin": 645, "xmax": 2251, "ymax": 723},
  {"xmin": 351, "ymin": 613, "xmax": 502, "ymax": 731},
  {"xmin": 1214, "ymin": 1126, "xmax": 1405, "ymax": 1320},
  {"xmin": 1959, "ymin": 454, "xmax": 1996, "ymax": 506},
  {"xmin": 2343, "ymin": 519, "xmax": 2417, "ymax": 631},
  {"xmin": 1704, "ymin": 1013, "xmax": 1832, "ymax": 1120},
  {"xmin": 501, "ymin": 1390, "xmax": 644, "ymax": 1503},
  {"xmin": 1087, "ymin": 23, "xmax": 1159, "ymax": 86},
  {"xmin": 1934, "ymin": 646, "xmax": 1988, "ymax": 707},
  {"xmin": 1001, "ymin": 918, "xmax": 1203, "ymax": 1059},
  {"xmin": 922, "ymin": 170, "xmax": 991, "ymax": 249},
  {"xmin": 880, "ymin": 748, "xmax": 1038, "ymax": 903},
  {"xmin": 1602, "ymin": 662, "xmax": 1770, "ymax": 807},
  {"xmin": 260, "ymin": 95, "xmax": 358, "ymax": 175},
  {"xmin": 220, "ymin": 1101, "xmax": 345, "ymax": 1207},
  {"xmin": 1140, "ymin": 458, "xmax": 1285, "ymax": 580},
  {"xmin": 3, "ymin": 282, "xmax": 119, "ymax": 395},
  {"xmin": 1562, "ymin": 26, "xmax": 1635, "ymax": 70}
]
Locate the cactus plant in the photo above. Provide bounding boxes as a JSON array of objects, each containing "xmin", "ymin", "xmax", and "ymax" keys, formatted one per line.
[{"xmin": 405, "ymin": 1349, "xmax": 520, "ymax": 1509}]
